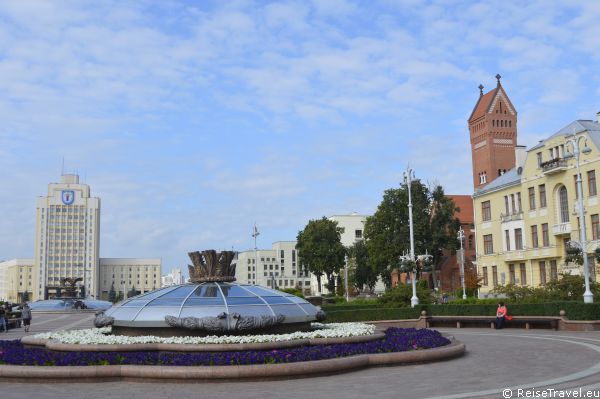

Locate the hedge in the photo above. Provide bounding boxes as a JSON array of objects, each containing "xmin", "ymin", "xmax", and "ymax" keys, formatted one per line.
[{"xmin": 324, "ymin": 302, "xmax": 600, "ymax": 322}]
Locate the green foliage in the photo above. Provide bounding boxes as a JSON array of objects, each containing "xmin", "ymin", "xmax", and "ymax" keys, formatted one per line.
[
  {"xmin": 128, "ymin": 285, "xmax": 138, "ymax": 298},
  {"xmin": 323, "ymin": 301, "xmax": 600, "ymax": 321},
  {"xmin": 324, "ymin": 296, "xmax": 348, "ymax": 304},
  {"xmin": 296, "ymin": 217, "xmax": 346, "ymax": 293},
  {"xmin": 364, "ymin": 182, "xmax": 459, "ymax": 289},
  {"xmin": 335, "ymin": 275, "xmax": 344, "ymax": 297},
  {"xmin": 377, "ymin": 283, "xmax": 433, "ymax": 307},
  {"xmin": 108, "ymin": 282, "xmax": 116, "ymax": 303},
  {"xmin": 347, "ymin": 240, "xmax": 378, "ymax": 293},
  {"xmin": 280, "ymin": 288, "xmax": 304, "ymax": 298},
  {"xmin": 490, "ymin": 274, "xmax": 600, "ymax": 302},
  {"xmin": 565, "ymin": 245, "xmax": 583, "ymax": 265},
  {"xmin": 429, "ymin": 186, "xmax": 461, "ymax": 288},
  {"xmin": 326, "ymin": 307, "xmax": 421, "ymax": 323}
]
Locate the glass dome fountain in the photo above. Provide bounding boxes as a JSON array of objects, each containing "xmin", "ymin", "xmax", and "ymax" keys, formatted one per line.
[{"xmin": 95, "ymin": 250, "xmax": 325, "ymax": 336}]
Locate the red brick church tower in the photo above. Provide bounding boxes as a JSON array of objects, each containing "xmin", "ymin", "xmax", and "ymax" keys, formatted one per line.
[{"xmin": 469, "ymin": 74, "xmax": 518, "ymax": 189}]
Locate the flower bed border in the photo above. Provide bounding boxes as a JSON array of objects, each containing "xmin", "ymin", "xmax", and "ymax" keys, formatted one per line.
[
  {"xmin": 0, "ymin": 338, "xmax": 465, "ymax": 382},
  {"xmin": 21, "ymin": 332, "xmax": 386, "ymax": 352}
]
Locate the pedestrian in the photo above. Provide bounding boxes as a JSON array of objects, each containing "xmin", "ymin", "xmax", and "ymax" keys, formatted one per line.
[
  {"xmin": 0, "ymin": 304, "xmax": 7, "ymax": 333},
  {"xmin": 495, "ymin": 301, "xmax": 507, "ymax": 329},
  {"xmin": 21, "ymin": 302, "xmax": 32, "ymax": 333}
]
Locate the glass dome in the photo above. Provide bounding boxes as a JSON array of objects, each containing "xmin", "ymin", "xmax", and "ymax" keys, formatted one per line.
[{"xmin": 102, "ymin": 282, "xmax": 323, "ymax": 333}]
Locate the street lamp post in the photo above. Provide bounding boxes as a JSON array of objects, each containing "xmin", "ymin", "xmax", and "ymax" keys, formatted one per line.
[
  {"xmin": 457, "ymin": 226, "xmax": 467, "ymax": 300},
  {"xmin": 404, "ymin": 166, "xmax": 419, "ymax": 308},
  {"xmin": 344, "ymin": 255, "xmax": 349, "ymax": 302},
  {"xmin": 565, "ymin": 135, "xmax": 594, "ymax": 303},
  {"xmin": 252, "ymin": 223, "xmax": 260, "ymax": 286}
]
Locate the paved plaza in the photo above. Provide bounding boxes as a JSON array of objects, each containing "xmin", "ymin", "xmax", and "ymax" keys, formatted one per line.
[{"xmin": 1, "ymin": 313, "xmax": 600, "ymax": 399}]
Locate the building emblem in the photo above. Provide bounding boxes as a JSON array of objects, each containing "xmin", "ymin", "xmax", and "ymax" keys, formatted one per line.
[{"xmin": 61, "ymin": 190, "xmax": 75, "ymax": 205}]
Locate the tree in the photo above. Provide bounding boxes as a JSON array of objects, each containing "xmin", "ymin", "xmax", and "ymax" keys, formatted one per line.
[
  {"xmin": 364, "ymin": 179, "xmax": 431, "ymax": 287},
  {"xmin": 296, "ymin": 217, "xmax": 346, "ymax": 293},
  {"xmin": 108, "ymin": 282, "xmax": 116, "ymax": 303},
  {"xmin": 364, "ymin": 181, "xmax": 460, "ymax": 289},
  {"xmin": 429, "ymin": 186, "xmax": 461, "ymax": 290},
  {"xmin": 21, "ymin": 291, "xmax": 30, "ymax": 303},
  {"xmin": 128, "ymin": 285, "xmax": 138, "ymax": 298},
  {"xmin": 348, "ymin": 240, "xmax": 378, "ymax": 293}
]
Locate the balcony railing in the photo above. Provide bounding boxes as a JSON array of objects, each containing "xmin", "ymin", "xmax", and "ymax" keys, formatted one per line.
[
  {"xmin": 500, "ymin": 211, "xmax": 524, "ymax": 223},
  {"xmin": 541, "ymin": 158, "xmax": 568, "ymax": 175},
  {"xmin": 552, "ymin": 222, "xmax": 571, "ymax": 235}
]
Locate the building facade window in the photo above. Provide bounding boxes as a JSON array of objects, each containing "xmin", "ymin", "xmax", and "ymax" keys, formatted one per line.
[
  {"xmin": 542, "ymin": 223, "xmax": 550, "ymax": 247},
  {"xmin": 520, "ymin": 263, "xmax": 527, "ymax": 285},
  {"xmin": 505, "ymin": 230, "xmax": 511, "ymax": 251},
  {"xmin": 517, "ymin": 192, "xmax": 522, "ymax": 212},
  {"xmin": 550, "ymin": 260, "xmax": 558, "ymax": 281},
  {"xmin": 482, "ymin": 266, "xmax": 488, "ymax": 286},
  {"xmin": 483, "ymin": 234, "xmax": 494, "ymax": 254},
  {"xmin": 509, "ymin": 264, "xmax": 516, "ymax": 284},
  {"xmin": 492, "ymin": 266, "xmax": 498, "ymax": 287},
  {"xmin": 559, "ymin": 186, "xmax": 570, "ymax": 223},
  {"xmin": 528, "ymin": 187, "xmax": 536, "ymax": 210},
  {"xmin": 537, "ymin": 152, "xmax": 542, "ymax": 166},
  {"xmin": 531, "ymin": 225, "xmax": 539, "ymax": 248},
  {"xmin": 482, "ymin": 201, "xmax": 491, "ymax": 221},
  {"xmin": 589, "ymin": 170, "xmax": 597, "ymax": 196},
  {"xmin": 504, "ymin": 196, "xmax": 509, "ymax": 214},
  {"xmin": 592, "ymin": 214, "xmax": 600, "ymax": 241},
  {"xmin": 539, "ymin": 184, "xmax": 547, "ymax": 208},
  {"xmin": 539, "ymin": 261, "xmax": 547, "ymax": 285},
  {"xmin": 515, "ymin": 228, "xmax": 523, "ymax": 250},
  {"xmin": 355, "ymin": 229, "xmax": 363, "ymax": 239}
]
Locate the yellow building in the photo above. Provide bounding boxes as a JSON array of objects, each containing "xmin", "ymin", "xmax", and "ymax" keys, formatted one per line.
[
  {"xmin": 0, "ymin": 259, "xmax": 35, "ymax": 302},
  {"xmin": 98, "ymin": 258, "xmax": 161, "ymax": 300},
  {"xmin": 474, "ymin": 118, "xmax": 600, "ymax": 297}
]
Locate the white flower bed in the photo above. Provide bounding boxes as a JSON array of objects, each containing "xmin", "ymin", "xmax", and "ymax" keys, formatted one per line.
[{"xmin": 32, "ymin": 322, "xmax": 376, "ymax": 345}]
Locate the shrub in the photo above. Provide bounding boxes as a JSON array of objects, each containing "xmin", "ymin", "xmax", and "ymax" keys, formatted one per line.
[
  {"xmin": 323, "ymin": 302, "xmax": 600, "ymax": 322},
  {"xmin": 280, "ymin": 288, "xmax": 304, "ymax": 298},
  {"xmin": 378, "ymin": 284, "xmax": 433, "ymax": 307}
]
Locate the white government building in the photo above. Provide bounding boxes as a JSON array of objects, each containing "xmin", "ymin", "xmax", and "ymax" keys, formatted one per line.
[
  {"xmin": 0, "ymin": 174, "xmax": 161, "ymax": 302},
  {"xmin": 161, "ymin": 267, "xmax": 185, "ymax": 287},
  {"xmin": 235, "ymin": 213, "xmax": 377, "ymax": 295}
]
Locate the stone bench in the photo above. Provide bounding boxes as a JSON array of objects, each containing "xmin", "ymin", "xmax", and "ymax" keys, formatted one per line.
[{"xmin": 426, "ymin": 315, "xmax": 559, "ymax": 330}]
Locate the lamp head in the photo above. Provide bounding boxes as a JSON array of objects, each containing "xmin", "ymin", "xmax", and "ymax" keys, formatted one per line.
[{"xmin": 583, "ymin": 142, "xmax": 592, "ymax": 155}]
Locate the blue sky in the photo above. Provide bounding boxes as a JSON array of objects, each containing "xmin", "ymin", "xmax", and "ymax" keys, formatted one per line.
[{"xmin": 1, "ymin": 1, "xmax": 600, "ymax": 275}]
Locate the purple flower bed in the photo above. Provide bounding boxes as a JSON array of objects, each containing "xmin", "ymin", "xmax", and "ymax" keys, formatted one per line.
[{"xmin": 0, "ymin": 328, "xmax": 450, "ymax": 367}]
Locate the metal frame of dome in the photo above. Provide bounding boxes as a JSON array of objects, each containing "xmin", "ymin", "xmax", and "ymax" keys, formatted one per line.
[
  {"xmin": 97, "ymin": 282, "xmax": 325, "ymax": 336},
  {"xmin": 95, "ymin": 250, "xmax": 325, "ymax": 336}
]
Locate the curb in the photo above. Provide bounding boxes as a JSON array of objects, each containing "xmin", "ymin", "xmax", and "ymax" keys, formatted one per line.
[{"xmin": 0, "ymin": 340, "xmax": 465, "ymax": 382}]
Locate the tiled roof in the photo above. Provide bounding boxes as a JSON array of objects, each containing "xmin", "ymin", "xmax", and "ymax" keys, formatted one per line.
[
  {"xmin": 529, "ymin": 120, "xmax": 600, "ymax": 152},
  {"xmin": 468, "ymin": 88, "xmax": 497, "ymax": 122},
  {"xmin": 474, "ymin": 168, "xmax": 520, "ymax": 196}
]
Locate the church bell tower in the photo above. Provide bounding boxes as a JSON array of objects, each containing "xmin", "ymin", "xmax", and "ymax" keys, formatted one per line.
[{"xmin": 468, "ymin": 74, "xmax": 518, "ymax": 189}]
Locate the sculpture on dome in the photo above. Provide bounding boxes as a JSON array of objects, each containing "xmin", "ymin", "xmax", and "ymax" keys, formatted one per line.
[{"xmin": 188, "ymin": 250, "xmax": 236, "ymax": 283}]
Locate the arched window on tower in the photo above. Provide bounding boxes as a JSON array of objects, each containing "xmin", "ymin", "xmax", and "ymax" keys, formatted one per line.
[
  {"xmin": 492, "ymin": 120, "xmax": 495, "ymax": 127},
  {"xmin": 509, "ymin": 121, "xmax": 512, "ymax": 127}
]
